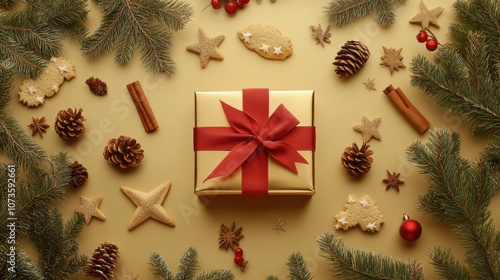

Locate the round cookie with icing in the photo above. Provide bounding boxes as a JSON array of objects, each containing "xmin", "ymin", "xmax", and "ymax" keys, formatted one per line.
[
  {"xmin": 18, "ymin": 57, "xmax": 76, "ymax": 107},
  {"xmin": 237, "ymin": 24, "xmax": 292, "ymax": 60}
]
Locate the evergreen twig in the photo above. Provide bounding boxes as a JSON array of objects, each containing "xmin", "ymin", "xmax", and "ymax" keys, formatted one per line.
[
  {"xmin": 149, "ymin": 248, "xmax": 234, "ymax": 280},
  {"xmin": 286, "ymin": 252, "xmax": 312, "ymax": 280},
  {"xmin": 324, "ymin": 0, "xmax": 409, "ymax": 28},
  {"xmin": 317, "ymin": 231, "xmax": 424, "ymax": 280},
  {"xmin": 406, "ymin": 128, "xmax": 500, "ymax": 280},
  {"xmin": 81, "ymin": 0, "xmax": 194, "ymax": 76},
  {"xmin": 0, "ymin": 0, "xmax": 88, "ymax": 78}
]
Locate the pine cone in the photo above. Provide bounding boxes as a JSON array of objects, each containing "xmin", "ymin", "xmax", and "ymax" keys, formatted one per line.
[
  {"xmin": 84, "ymin": 242, "xmax": 119, "ymax": 280},
  {"xmin": 333, "ymin": 40, "xmax": 370, "ymax": 78},
  {"xmin": 103, "ymin": 136, "xmax": 144, "ymax": 168},
  {"xmin": 54, "ymin": 108, "xmax": 86, "ymax": 141},
  {"xmin": 69, "ymin": 161, "xmax": 88, "ymax": 188},
  {"xmin": 341, "ymin": 142, "xmax": 374, "ymax": 176},
  {"xmin": 86, "ymin": 77, "xmax": 107, "ymax": 96}
]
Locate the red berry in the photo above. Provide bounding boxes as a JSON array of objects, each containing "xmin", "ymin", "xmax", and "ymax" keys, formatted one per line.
[
  {"xmin": 234, "ymin": 247, "xmax": 244, "ymax": 256},
  {"xmin": 237, "ymin": 0, "xmax": 244, "ymax": 8},
  {"xmin": 234, "ymin": 255, "xmax": 244, "ymax": 264},
  {"xmin": 225, "ymin": 1, "xmax": 237, "ymax": 14},
  {"xmin": 241, "ymin": 0, "xmax": 250, "ymax": 4},
  {"xmin": 416, "ymin": 31, "xmax": 428, "ymax": 43},
  {"xmin": 426, "ymin": 38, "xmax": 439, "ymax": 51}
]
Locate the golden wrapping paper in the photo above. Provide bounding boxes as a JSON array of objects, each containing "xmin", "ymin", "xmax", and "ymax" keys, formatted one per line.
[{"xmin": 194, "ymin": 89, "xmax": 315, "ymax": 195}]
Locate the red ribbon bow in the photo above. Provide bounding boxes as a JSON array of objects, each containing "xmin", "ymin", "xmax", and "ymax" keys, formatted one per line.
[{"xmin": 194, "ymin": 88, "xmax": 315, "ymax": 195}]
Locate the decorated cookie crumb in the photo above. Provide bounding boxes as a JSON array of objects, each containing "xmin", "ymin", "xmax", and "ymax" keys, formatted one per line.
[
  {"xmin": 237, "ymin": 24, "xmax": 292, "ymax": 60},
  {"xmin": 18, "ymin": 57, "xmax": 76, "ymax": 107},
  {"xmin": 334, "ymin": 194, "xmax": 384, "ymax": 233}
]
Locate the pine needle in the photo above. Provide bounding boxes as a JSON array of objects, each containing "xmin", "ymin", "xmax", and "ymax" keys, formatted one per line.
[
  {"xmin": 324, "ymin": 0, "xmax": 409, "ymax": 27},
  {"xmin": 81, "ymin": 0, "xmax": 193, "ymax": 76}
]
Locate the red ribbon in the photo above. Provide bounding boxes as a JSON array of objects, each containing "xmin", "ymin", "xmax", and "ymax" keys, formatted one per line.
[{"xmin": 194, "ymin": 88, "xmax": 315, "ymax": 195}]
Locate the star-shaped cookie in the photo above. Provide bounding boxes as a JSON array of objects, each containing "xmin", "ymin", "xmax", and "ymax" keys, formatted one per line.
[
  {"xmin": 380, "ymin": 47, "xmax": 406, "ymax": 75},
  {"xmin": 353, "ymin": 116, "xmax": 382, "ymax": 143},
  {"xmin": 186, "ymin": 28, "xmax": 224, "ymax": 68},
  {"xmin": 409, "ymin": 1, "xmax": 444, "ymax": 29},
  {"xmin": 121, "ymin": 181, "xmax": 175, "ymax": 230},
  {"xmin": 74, "ymin": 195, "xmax": 106, "ymax": 224}
]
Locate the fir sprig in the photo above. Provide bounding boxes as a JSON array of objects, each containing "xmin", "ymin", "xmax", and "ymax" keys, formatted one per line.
[
  {"xmin": 149, "ymin": 248, "xmax": 234, "ymax": 280},
  {"xmin": 324, "ymin": 0, "xmax": 409, "ymax": 28},
  {"xmin": 81, "ymin": 0, "xmax": 194, "ymax": 76},
  {"xmin": 266, "ymin": 252, "xmax": 312, "ymax": 280},
  {"xmin": 0, "ymin": 0, "xmax": 88, "ymax": 78},
  {"xmin": 406, "ymin": 128, "xmax": 500, "ymax": 280},
  {"xmin": 317, "ymin": 231, "xmax": 424, "ymax": 280}
]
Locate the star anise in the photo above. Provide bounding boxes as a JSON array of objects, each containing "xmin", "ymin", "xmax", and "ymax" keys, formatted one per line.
[
  {"xmin": 382, "ymin": 170, "xmax": 404, "ymax": 192},
  {"xmin": 309, "ymin": 24, "xmax": 331, "ymax": 47},
  {"xmin": 28, "ymin": 117, "xmax": 50, "ymax": 138},
  {"xmin": 218, "ymin": 221, "xmax": 243, "ymax": 250}
]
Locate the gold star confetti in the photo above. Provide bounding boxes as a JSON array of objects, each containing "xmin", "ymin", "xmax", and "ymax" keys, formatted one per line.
[
  {"xmin": 272, "ymin": 217, "xmax": 287, "ymax": 234},
  {"xmin": 409, "ymin": 1, "xmax": 444, "ymax": 29},
  {"xmin": 353, "ymin": 116, "xmax": 382, "ymax": 143},
  {"xmin": 363, "ymin": 78, "xmax": 376, "ymax": 91},
  {"xmin": 380, "ymin": 47, "xmax": 406, "ymax": 75},
  {"xmin": 186, "ymin": 28, "xmax": 224, "ymax": 68},
  {"xmin": 125, "ymin": 274, "xmax": 140, "ymax": 280},
  {"xmin": 121, "ymin": 181, "xmax": 175, "ymax": 230},
  {"xmin": 74, "ymin": 195, "xmax": 106, "ymax": 224}
]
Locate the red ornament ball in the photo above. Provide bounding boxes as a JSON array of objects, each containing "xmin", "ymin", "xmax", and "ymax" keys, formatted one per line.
[
  {"xmin": 234, "ymin": 247, "xmax": 244, "ymax": 256},
  {"xmin": 399, "ymin": 214, "xmax": 422, "ymax": 241},
  {"xmin": 225, "ymin": 1, "xmax": 238, "ymax": 14},
  {"xmin": 211, "ymin": 0, "xmax": 222, "ymax": 9},
  {"xmin": 416, "ymin": 31, "xmax": 428, "ymax": 43},
  {"xmin": 426, "ymin": 38, "xmax": 439, "ymax": 51},
  {"xmin": 234, "ymin": 255, "xmax": 244, "ymax": 264}
]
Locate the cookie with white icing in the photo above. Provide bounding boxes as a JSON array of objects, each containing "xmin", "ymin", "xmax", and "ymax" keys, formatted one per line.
[{"xmin": 237, "ymin": 24, "xmax": 292, "ymax": 60}]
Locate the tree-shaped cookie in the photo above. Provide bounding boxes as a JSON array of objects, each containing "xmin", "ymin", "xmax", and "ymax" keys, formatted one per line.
[{"xmin": 334, "ymin": 194, "xmax": 384, "ymax": 233}]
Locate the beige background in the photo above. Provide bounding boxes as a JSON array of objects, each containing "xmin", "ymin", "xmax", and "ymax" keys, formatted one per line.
[{"xmin": 8, "ymin": 0, "xmax": 500, "ymax": 279}]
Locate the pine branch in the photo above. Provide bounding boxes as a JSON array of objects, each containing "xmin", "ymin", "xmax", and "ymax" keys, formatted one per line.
[
  {"xmin": 149, "ymin": 248, "xmax": 234, "ymax": 280},
  {"xmin": 0, "ymin": 247, "xmax": 43, "ymax": 280},
  {"xmin": 324, "ymin": 0, "xmax": 409, "ymax": 28},
  {"xmin": 265, "ymin": 276, "xmax": 279, "ymax": 280},
  {"xmin": 429, "ymin": 246, "xmax": 471, "ymax": 280},
  {"xmin": 317, "ymin": 231, "xmax": 424, "ymax": 280},
  {"xmin": 285, "ymin": 252, "xmax": 312, "ymax": 280},
  {"xmin": 406, "ymin": 128, "xmax": 500, "ymax": 280},
  {"xmin": 0, "ymin": 0, "xmax": 16, "ymax": 6},
  {"xmin": 0, "ymin": 69, "xmax": 13, "ymax": 110},
  {"xmin": 410, "ymin": 38, "xmax": 500, "ymax": 137},
  {"xmin": 0, "ymin": 0, "xmax": 88, "ymax": 78},
  {"xmin": 28, "ymin": 211, "xmax": 87, "ymax": 280},
  {"xmin": 81, "ymin": 0, "xmax": 193, "ymax": 76}
]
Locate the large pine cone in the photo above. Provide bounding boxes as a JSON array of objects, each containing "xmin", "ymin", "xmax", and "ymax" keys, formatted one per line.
[
  {"xmin": 341, "ymin": 142, "xmax": 374, "ymax": 176},
  {"xmin": 333, "ymin": 40, "xmax": 370, "ymax": 78},
  {"xmin": 54, "ymin": 107, "xmax": 86, "ymax": 140},
  {"xmin": 69, "ymin": 161, "xmax": 88, "ymax": 188},
  {"xmin": 84, "ymin": 242, "xmax": 119, "ymax": 280},
  {"xmin": 103, "ymin": 136, "xmax": 144, "ymax": 168}
]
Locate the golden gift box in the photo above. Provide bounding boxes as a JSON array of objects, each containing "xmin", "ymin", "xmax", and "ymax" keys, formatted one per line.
[{"xmin": 193, "ymin": 88, "xmax": 315, "ymax": 195}]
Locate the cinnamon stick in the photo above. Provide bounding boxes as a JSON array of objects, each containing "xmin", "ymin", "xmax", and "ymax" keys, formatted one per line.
[
  {"xmin": 126, "ymin": 81, "xmax": 159, "ymax": 132},
  {"xmin": 383, "ymin": 85, "xmax": 430, "ymax": 134}
]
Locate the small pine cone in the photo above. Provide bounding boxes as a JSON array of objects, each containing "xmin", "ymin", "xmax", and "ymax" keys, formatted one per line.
[
  {"xmin": 86, "ymin": 77, "xmax": 107, "ymax": 96},
  {"xmin": 341, "ymin": 142, "xmax": 374, "ymax": 176},
  {"xmin": 69, "ymin": 161, "xmax": 88, "ymax": 188},
  {"xmin": 333, "ymin": 40, "xmax": 370, "ymax": 78},
  {"xmin": 54, "ymin": 108, "xmax": 86, "ymax": 141},
  {"xmin": 103, "ymin": 136, "xmax": 144, "ymax": 168},
  {"xmin": 84, "ymin": 242, "xmax": 119, "ymax": 280}
]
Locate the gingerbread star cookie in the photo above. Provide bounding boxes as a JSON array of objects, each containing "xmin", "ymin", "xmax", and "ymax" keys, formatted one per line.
[
  {"xmin": 18, "ymin": 57, "xmax": 76, "ymax": 107},
  {"xmin": 74, "ymin": 195, "xmax": 106, "ymax": 224},
  {"xmin": 380, "ymin": 47, "xmax": 406, "ymax": 75},
  {"xmin": 353, "ymin": 116, "xmax": 382, "ymax": 143},
  {"xmin": 409, "ymin": 1, "xmax": 444, "ymax": 29},
  {"xmin": 121, "ymin": 181, "xmax": 175, "ymax": 230},
  {"xmin": 186, "ymin": 28, "xmax": 224, "ymax": 68},
  {"xmin": 334, "ymin": 194, "xmax": 384, "ymax": 233}
]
